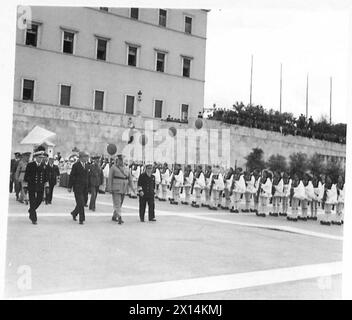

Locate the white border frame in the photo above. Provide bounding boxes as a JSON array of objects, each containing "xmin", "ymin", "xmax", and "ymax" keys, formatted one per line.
[
  {"xmin": 93, "ymin": 89, "xmax": 106, "ymax": 111},
  {"xmin": 124, "ymin": 94, "xmax": 136, "ymax": 115},
  {"xmin": 58, "ymin": 83, "xmax": 72, "ymax": 106},
  {"xmin": 21, "ymin": 77, "xmax": 36, "ymax": 101}
]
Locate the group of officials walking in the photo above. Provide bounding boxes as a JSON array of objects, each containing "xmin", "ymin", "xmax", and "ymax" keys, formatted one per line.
[{"xmin": 10, "ymin": 147, "xmax": 344, "ymax": 227}]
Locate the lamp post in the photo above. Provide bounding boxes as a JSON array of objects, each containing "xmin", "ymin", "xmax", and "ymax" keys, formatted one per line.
[{"xmin": 137, "ymin": 90, "xmax": 142, "ymax": 116}]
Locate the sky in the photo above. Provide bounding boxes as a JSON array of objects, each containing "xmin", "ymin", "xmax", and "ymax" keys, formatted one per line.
[{"xmin": 204, "ymin": 5, "xmax": 350, "ymax": 124}]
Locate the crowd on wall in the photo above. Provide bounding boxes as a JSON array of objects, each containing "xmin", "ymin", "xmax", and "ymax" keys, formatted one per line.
[{"xmin": 207, "ymin": 102, "xmax": 346, "ymax": 144}]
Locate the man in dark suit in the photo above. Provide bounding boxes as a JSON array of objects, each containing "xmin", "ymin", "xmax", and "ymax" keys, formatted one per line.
[
  {"xmin": 137, "ymin": 163, "xmax": 156, "ymax": 222},
  {"xmin": 24, "ymin": 147, "xmax": 49, "ymax": 224},
  {"xmin": 68, "ymin": 151, "xmax": 89, "ymax": 224},
  {"xmin": 88, "ymin": 156, "xmax": 104, "ymax": 211},
  {"xmin": 45, "ymin": 157, "xmax": 60, "ymax": 204}
]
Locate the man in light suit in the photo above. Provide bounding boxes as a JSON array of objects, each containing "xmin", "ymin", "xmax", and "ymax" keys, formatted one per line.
[{"xmin": 108, "ymin": 154, "xmax": 135, "ymax": 224}]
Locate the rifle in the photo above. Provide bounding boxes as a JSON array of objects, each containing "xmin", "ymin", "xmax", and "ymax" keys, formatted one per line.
[{"xmin": 191, "ymin": 176, "xmax": 196, "ymax": 195}]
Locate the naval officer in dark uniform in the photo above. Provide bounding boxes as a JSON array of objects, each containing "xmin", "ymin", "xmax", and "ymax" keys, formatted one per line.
[
  {"xmin": 137, "ymin": 163, "xmax": 156, "ymax": 222},
  {"xmin": 24, "ymin": 146, "xmax": 49, "ymax": 224}
]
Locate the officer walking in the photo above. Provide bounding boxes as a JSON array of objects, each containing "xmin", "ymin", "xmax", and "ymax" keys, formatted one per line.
[
  {"xmin": 68, "ymin": 151, "xmax": 89, "ymax": 225},
  {"xmin": 10, "ymin": 152, "xmax": 21, "ymax": 198},
  {"xmin": 24, "ymin": 146, "xmax": 49, "ymax": 224},
  {"xmin": 88, "ymin": 155, "xmax": 104, "ymax": 211},
  {"xmin": 137, "ymin": 163, "xmax": 156, "ymax": 222},
  {"xmin": 108, "ymin": 154, "xmax": 135, "ymax": 224}
]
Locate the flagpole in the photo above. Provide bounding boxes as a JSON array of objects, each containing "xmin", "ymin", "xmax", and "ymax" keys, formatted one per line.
[
  {"xmin": 306, "ymin": 73, "xmax": 309, "ymax": 119},
  {"xmin": 250, "ymin": 54, "xmax": 253, "ymax": 106},
  {"xmin": 330, "ymin": 76, "xmax": 332, "ymax": 124},
  {"xmin": 279, "ymin": 63, "xmax": 282, "ymax": 113}
]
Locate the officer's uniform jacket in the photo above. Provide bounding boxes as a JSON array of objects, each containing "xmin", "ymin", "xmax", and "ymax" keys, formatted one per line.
[
  {"xmin": 24, "ymin": 161, "xmax": 49, "ymax": 192},
  {"xmin": 212, "ymin": 173, "xmax": 225, "ymax": 191},
  {"xmin": 183, "ymin": 171, "xmax": 194, "ymax": 187},
  {"xmin": 161, "ymin": 168, "xmax": 171, "ymax": 186},
  {"xmin": 108, "ymin": 164, "xmax": 133, "ymax": 194},
  {"xmin": 259, "ymin": 177, "xmax": 272, "ymax": 198},
  {"xmin": 194, "ymin": 171, "xmax": 205, "ymax": 189},
  {"xmin": 282, "ymin": 179, "xmax": 292, "ymax": 198},
  {"xmin": 233, "ymin": 175, "xmax": 246, "ymax": 194},
  {"xmin": 68, "ymin": 161, "xmax": 89, "ymax": 192},
  {"xmin": 137, "ymin": 172, "xmax": 155, "ymax": 197},
  {"xmin": 272, "ymin": 178, "xmax": 284, "ymax": 197},
  {"xmin": 292, "ymin": 180, "xmax": 306, "ymax": 200},
  {"xmin": 245, "ymin": 175, "xmax": 256, "ymax": 193}
]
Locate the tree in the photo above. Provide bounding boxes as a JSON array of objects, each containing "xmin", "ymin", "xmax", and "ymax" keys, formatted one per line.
[
  {"xmin": 289, "ymin": 152, "xmax": 308, "ymax": 177},
  {"xmin": 325, "ymin": 158, "xmax": 344, "ymax": 183},
  {"xmin": 245, "ymin": 148, "xmax": 266, "ymax": 172},
  {"xmin": 307, "ymin": 153, "xmax": 325, "ymax": 177},
  {"xmin": 266, "ymin": 154, "xmax": 287, "ymax": 173}
]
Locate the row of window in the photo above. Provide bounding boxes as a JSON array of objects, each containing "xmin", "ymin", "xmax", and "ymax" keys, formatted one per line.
[
  {"xmin": 25, "ymin": 24, "xmax": 193, "ymax": 78},
  {"xmin": 21, "ymin": 79, "xmax": 190, "ymax": 121},
  {"xmin": 99, "ymin": 7, "xmax": 193, "ymax": 34}
]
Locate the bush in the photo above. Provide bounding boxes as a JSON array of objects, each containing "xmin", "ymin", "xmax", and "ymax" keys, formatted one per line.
[
  {"xmin": 245, "ymin": 148, "xmax": 266, "ymax": 172},
  {"xmin": 266, "ymin": 154, "xmax": 288, "ymax": 173},
  {"xmin": 308, "ymin": 153, "xmax": 325, "ymax": 177},
  {"xmin": 325, "ymin": 158, "xmax": 344, "ymax": 184},
  {"xmin": 289, "ymin": 152, "xmax": 309, "ymax": 177}
]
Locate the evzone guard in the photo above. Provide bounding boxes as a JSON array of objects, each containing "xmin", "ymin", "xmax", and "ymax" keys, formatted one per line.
[{"xmin": 191, "ymin": 165, "xmax": 205, "ymax": 208}]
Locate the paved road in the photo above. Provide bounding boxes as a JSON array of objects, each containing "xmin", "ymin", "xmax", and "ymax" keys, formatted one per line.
[{"xmin": 4, "ymin": 187, "xmax": 343, "ymax": 299}]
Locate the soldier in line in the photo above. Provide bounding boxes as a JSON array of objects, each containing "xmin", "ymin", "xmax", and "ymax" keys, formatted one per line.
[
  {"xmin": 24, "ymin": 146, "xmax": 49, "ymax": 225},
  {"xmin": 209, "ymin": 165, "xmax": 224, "ymax": 210},
  {"xmin": 160, "ymin": 163, "xmax": 171, "ymax": 201},
  {"xmin": 334, "ymin": 175, "xmax": 344, "ymax": 225},
  {"xmin": 243, "ymin": 170, "xmax": 255, "ymax": 213},
  {"xmin": 182, "ymin": 165, "xmax": 193, "ymax": 205},
  {"xmin": 108, "ymin": 154, "xmax": 135, "ymax": 224},
  {"xmin": 270, "ymin": 171, "xmax": 283, "ymax": 217},
  {"xmin": 137, "ymin": 163, "xmax": 157, "ymax": 222},
  {"xmin": 15, "ymin": 152, "xmax": 31, "ymax": 204},
  {"xmin": 222, "ymin": 167, "xmax": 233, "ymax": 210},
  {"xmin": 88, "ymin": 155, "xmax": 104, "ymax": 211},
  {"xmin": 257, "ymin": 170, "xmax": 272, "ymax": 217},
  {"xmin": 310, "ymin": 173, "xmax": 323, "ymax": 221},
  {"xmin": 287, "ymin": 173, "xmax": 304, "ymax": 222},
  {"xmin": 191, "ymin": 165, "xmax": 205, "ymax": 208},
  {"xmin": 281, "ymin": 172, "xmax": 291, "ymax": 217},
  {"xmin": 68, "ymin": 151, "xmax": 89, "ymax": 225},
  {"xmin": 230, "ymin": 168, "xmax": 246, "ymax": 213},
  {"xmin": 320, "ymin": 175, "xmax": 337, "ymax": 226},
  {"xmin": 202, "ymin": 165, "xmax": 213, "ymax": 207},
  {"xmin": 252, "ymin": 169, "xmax": 261, "ymax": 214},
  {"xmin": 170, "ymin": 164, "xmax": 183, "ymax": 205},
  {"xmin": 300, "ymin": 173, "xmax": 314, "ymax": 221},
  {"xmin": 130, "ymin": 161, "xmax": 140, "ymax": 198}
]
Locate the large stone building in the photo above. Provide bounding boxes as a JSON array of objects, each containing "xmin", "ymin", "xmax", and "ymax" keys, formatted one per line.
[{"xmin": 12, "ymin": 6, "xmax": 208, "ymax": 152}]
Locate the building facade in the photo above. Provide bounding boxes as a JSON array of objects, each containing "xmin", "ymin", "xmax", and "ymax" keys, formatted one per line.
[{"xmin": 14, "ymin": 7, "xmax": 208, "ymax": 124}]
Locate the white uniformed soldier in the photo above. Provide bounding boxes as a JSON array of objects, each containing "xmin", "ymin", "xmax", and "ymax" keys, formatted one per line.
[
  {"xmin": 130, "ymin": 161, "xmax": 140, "ymax": 198},
  {"xmin": 243, "ymin": 170, "xmax": 255, "ymax": 212},
  {"xmin": 333, "ymin": 175, "xmax": 344, "ymax": 225},
  {"xmin": 257, "ymin": 170, "xmax": 272, "ymax": 217},
  {"xmin": 230, "ymin": 167, "xmax": 246, "ymax": 213},
  {"xmin": 209, "ymin": 165, "xmax": 224, "ymax": 210},
  {"xmin": 160, "ymin": 163, "xmax": 171, "ymax": 201},
  {"xmin": 202, "ymin": 165, "xmax": 213, "ymax": 207},
  {"xmin": 287, "ymin": 173, "xmax": 305, "ymax": 222},
  {"xmin": 320, "ymin": 175, "xmax": 337, "ymax": 226},
  {"xmin": 222, "ymin": 168, "xmax": 233, "ymax": 210},
  {"xmin": 270, "ymin": 170, "xmax": 283, "ymax": 217},
  {"xmin": 170, "ymin": 164, "xmax": 183, "ymax": 205},
  {"xmin": 300, "ymin": 173, "xmax": 314, "ymax": 221},
  {"xmin": 182, "ymin": 165, "xmax": 193, "ymax": 205},
  {"xmin": 281, "ymin": 172, "xmax": 291, "ymax": 217},
  {"xmin": 191, "ymin": 165, "xmax": 205, "ymax": 208}
]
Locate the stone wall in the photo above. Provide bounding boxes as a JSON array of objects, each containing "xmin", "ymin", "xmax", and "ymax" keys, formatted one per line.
[{"xmin": 11, "ymin": 101, "xmax": 346, "ymax": 168}]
